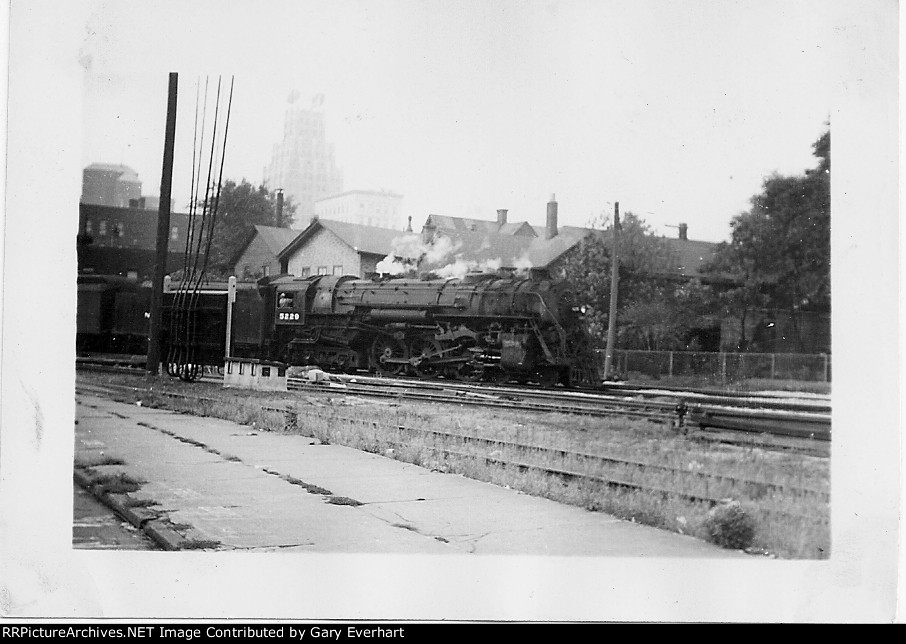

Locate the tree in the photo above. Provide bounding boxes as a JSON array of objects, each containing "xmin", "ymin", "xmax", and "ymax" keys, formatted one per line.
[
  {"xmin": 706, "ymin": 128, "xmax": 830, "ymax": 351},
  {"xmin": 198, "ymin": 180, "xmax": 297, "ymax": 274},
  {"xmin": 560, "ymin": 211, "xmax": 710, "ymax": 350}
]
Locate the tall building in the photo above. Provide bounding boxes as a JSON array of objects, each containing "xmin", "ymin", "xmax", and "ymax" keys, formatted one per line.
[
  {"xmin": 314, "ymin": 190, "xmax": 404, "ymax": 230},
  {"xmin": 263, "ymin": 93, "xmax": 344, "ymax": 217},
  {"xmin": 81, "ymin": 163, "xmax": 142, "ymax": 207}
]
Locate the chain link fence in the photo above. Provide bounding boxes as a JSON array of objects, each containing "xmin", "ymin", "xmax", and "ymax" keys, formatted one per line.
[{"xmin": 596, "ymin": 350, "xmax": 831, "ymax": 387}]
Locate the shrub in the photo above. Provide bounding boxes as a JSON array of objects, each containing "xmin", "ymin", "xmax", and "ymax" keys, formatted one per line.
[{"xmin": 704, "ymin": 500, "xmax": 756, "ymax": 549}]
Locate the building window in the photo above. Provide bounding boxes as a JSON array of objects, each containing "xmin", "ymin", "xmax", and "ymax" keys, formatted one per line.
[
  {"xmin": 263, "ymin": 265, "xmax": 270, "ymax": 277},
  {"xmin": 332, "ymin": 265, "xmax": 343, "ymax": 275},
  {"xmin": 317, "ymin": 266, "xmax": 329, "ymax": 275},
  {"xmin": 99, "ymin": 220, "xmax": 107, "ymax": 235},
  {"xmin": 300, "ymin": 267, "xmax": 311, "ymax": 277},
  {"xmin": 85, "ymin": 220, "xmax": 93, "ymax": 234},
  {"xmin": 171, "ymin": 226, "xmax": 179, "ymax": 241}
]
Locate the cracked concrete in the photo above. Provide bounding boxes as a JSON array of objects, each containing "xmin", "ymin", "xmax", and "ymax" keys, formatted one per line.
[{"xmin": 74, "ymin": 390, "xmax": 748, "ymax": 557}]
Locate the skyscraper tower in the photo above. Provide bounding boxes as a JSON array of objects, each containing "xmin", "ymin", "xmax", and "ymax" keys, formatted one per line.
[{"xmin": 263, "ymin": 92, "xmax": 344, "ymax": 218}]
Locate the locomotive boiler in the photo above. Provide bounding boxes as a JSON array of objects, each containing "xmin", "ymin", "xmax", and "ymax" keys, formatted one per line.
[{"xmin": 255, "ymin": 272, "xmax": 602, "ymax": 387}]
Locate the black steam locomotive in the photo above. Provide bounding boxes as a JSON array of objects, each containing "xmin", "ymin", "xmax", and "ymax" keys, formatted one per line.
[
  {"xmin": 77, "ymin": 271, "xmax": 603, "ymax": 387},
  {"xmin": 251, "ymin": 272, "xmax": 601, "ymax": 387}
]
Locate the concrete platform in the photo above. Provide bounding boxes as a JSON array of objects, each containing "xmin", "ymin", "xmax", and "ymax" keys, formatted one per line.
[{"xmin": 74, "ymin": 391, "xmax": 747, "ymax": 557}]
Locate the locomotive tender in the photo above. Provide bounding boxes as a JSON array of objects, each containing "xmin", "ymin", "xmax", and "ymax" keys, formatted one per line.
[{"xmin": 254, "ymin": 272, "xmax": 602, "ymax": 387}]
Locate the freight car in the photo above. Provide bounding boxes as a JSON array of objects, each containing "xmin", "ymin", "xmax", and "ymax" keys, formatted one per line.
[
  {"xmin": 254, "ymin": 272, "xmax": 602, "ymax": 387},
  {"xmin": 76, "ymin": 274, "xmax": 151, "ymax": 355}
]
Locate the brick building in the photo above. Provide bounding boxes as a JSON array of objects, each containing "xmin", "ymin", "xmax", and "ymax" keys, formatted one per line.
[{"xmin": 77, "ymin": 203, "xmax": 193, "ymax": 279}]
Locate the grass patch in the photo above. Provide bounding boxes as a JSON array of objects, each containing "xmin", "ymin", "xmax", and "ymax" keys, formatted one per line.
[
  {"xmin": 91, "ymin": 472, "xmax": 145, "ymax": 495},
  {"xmin": 181, "ymin": 539, "xmax": 222, "ymax": 550},
  {"xmin": 124, "ymin": 497, "xmax": 160, "ymax": 508},
  {"xmin": 325, "ymin": 496, "xmax": 363, "ymax": 506},
  {"xmin": 75, "ymin": 454, "xmax": 125, "ymax": 468}
]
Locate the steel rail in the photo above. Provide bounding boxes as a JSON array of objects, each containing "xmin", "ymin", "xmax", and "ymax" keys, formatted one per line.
[{"xmin": 76, "ymin": 361, "xmax": 830, "ymax": 445}]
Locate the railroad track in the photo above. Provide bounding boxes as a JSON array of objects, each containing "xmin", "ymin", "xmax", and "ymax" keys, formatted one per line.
[
  {"xmin": 76, "ymin": 357, "xmax": 831, "ymax": 449},
  {"xmin": 287, "ymin": 373, "xmax": 831, "ymax": 445}
]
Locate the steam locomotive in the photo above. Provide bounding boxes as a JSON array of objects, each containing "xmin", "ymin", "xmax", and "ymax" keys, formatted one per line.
[
  {"xmin": 251, "ymin": 272, "xmax": 601, "ymax": 387},
  {"xmin": 77, "ymin": 271, "xmax": 603, "ymax": 387}
]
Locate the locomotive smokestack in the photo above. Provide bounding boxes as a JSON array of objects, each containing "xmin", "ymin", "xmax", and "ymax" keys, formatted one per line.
[
  {"xmin": 497, "ymin": 209, "xmax": 508, "ymax": 225},
  {"xmin": 546, "ymin": 194, "xmax": 558, "ymax": 240},
  {"xmin": 678, "ymin": 223, "xmax": 688, "ymax": 240}
]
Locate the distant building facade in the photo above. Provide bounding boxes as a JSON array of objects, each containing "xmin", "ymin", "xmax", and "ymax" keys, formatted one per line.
[
  {"xmin": 77, "ymin": 203, "xmax": 192, "ymax": 279},
  {"xmin": 81, "ymin": 164, "xmax": 143, "ymax": 208},
  {"xmin": 263, "ymin": 93, "xmax": 344, "ymax": 218},
  {"xmin": 314, "ymin": 190, "xmax": 405, "ymax": 230}
]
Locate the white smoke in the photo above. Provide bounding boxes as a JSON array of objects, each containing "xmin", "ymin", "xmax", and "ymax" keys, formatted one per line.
[
  {"xmin": 376, "ymin": 255, "xmax": 417, "ymax": 275},
  {"xmin": 433, "ymin": 257, "xmax": 503, "ymax": 279},
  {"xmin": 511, "ymin": 251, "xmax": 534, "ymax": 275},
  {"xmin": 375, "ymin": 233, "xmax": 462, "ymax": 276},
  {"xmin": 423, "ymin": 235, "xmax": 461, "ymax": 264}
]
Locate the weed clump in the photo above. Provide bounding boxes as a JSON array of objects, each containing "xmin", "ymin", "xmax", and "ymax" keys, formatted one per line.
[
  {"xmin": 704, "ymin": 500, "xmax": 756, "ymax": 550},
  {"xmin": 92, "ymin": 472, "xmax": 144, "ymax": 495}
]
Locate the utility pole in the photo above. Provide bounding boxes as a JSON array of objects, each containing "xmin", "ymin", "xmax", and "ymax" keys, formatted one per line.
[
  {"xmin": 146, "ymin": 72, "xmax": 179, "ymax": 374},
  {"xmin": 603, "ymin": 202, "xmax": 620, "ymax": 380}
]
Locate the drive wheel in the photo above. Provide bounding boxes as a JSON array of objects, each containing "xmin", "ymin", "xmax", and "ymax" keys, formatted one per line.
[
  {"xmin": 371, "ymin": 336, "xmax": 409, "ymax": 377},
  {"xmin": 408, "ymin": 338, "xmax": 442, "ymax": 378}
]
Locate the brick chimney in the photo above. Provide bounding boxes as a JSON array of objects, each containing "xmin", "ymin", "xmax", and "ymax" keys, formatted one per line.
[
  {"xmin": 276, "ymin": 189, "xmax": 284, "ymax": 222},
  {"xmin": 545, "ymin": 194, "xmax": 558, "ymax": 240},
  {"xmin": 497, "ymin": 209, "xmax": 508, "ymax": 225},
  {"xmin": 678, "ymin": 223, "xmax": 688, "ymax": 240}
]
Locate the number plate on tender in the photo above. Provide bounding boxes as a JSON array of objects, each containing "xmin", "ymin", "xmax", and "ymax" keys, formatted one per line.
[{"xmin": 278, "ymin": 312, "xmax": 301, "ymax": 321}]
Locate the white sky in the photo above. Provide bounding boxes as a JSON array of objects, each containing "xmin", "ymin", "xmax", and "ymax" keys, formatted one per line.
[{"xmin": 71, "ymin": 0, "xmax": 864, "ymax": 242}]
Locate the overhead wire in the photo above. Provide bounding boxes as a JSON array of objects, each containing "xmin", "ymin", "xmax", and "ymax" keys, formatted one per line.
[{"xmin": 166, "ymin": 75, "xmax": 234, "ymax": 381}]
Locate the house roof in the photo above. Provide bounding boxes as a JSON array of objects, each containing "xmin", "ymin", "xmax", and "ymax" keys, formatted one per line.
[
  {"xmin": 419, "ymin": 225, "xmax": 592, "ymax": 273},
  {"xmin": 661, "ymin": 237, "xmax": 719, "ymax": 277},
  {"xmin": 229, "ymin": 225, "xmax": 301, "ymax": 268},
  {"xmin": 254, "ymin": 225, "xmax": 301, "ymax": 255},
  {"xmin": 424, "ymin": 214, "xmax": 536, "ymax": 237},
  {"xmin": 278, "ymin": 218, "xmax": 407, "ymax": 261},
  {"xmin": 419, "ymin": 216, "xmax": 720, "ymax": 279}
]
